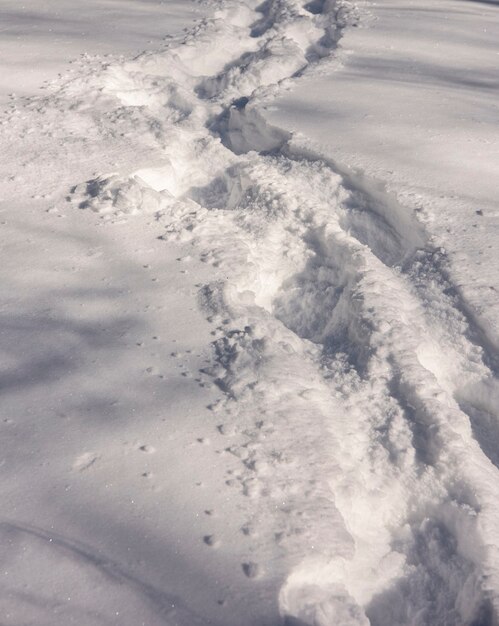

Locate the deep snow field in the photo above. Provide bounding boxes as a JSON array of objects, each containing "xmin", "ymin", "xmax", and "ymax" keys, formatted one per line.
[{"xmin": 0, "ymin": 0, "xmax": 499, "ymax": 624}]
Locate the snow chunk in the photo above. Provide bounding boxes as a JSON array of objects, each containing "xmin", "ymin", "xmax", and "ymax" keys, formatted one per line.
[{"xmin": 72, "ymin": 173, "xmax": 168, "ymax": 218}]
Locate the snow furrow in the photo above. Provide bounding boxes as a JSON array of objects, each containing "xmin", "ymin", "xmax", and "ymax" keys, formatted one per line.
[{"xmin": 60, "ymin": 0, "xmax": 499, "ymax": 623}]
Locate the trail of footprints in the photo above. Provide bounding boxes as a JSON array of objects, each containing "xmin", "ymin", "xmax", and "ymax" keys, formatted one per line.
[{"xmin": 63, "ymin": 0, "xmax": 499, "ymax": 619}]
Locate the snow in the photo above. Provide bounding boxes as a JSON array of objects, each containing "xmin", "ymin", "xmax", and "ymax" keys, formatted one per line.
[
  {"xmin": 0, "ymin": 0, "xmax": 206, "ymax": 103},
  {"xmin": 267, "ymin": 0, "xmax": 499, "ymax": 352},
  {"xmin": 1, "ymin": 0, "xmax": 499, "ymax": 624}
]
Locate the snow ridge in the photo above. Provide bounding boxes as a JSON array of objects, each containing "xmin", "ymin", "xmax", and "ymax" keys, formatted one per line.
[{"xmin": 60, "ymin": 0, "xmax": 499, "ymax": 623}]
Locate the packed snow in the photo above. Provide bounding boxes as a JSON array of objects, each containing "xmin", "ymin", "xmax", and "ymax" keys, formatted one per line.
[{"xmin": 0, "ymin": 0, "xmax": 498, "ymax": 624}]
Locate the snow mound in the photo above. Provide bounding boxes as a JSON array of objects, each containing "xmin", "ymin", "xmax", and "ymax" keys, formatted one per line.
[
  {"xmin": 280, "ymin": 581, "xmax": 369, "ymax": 626},
  {"xmin": 71, "ymin": 173, "xmax": 168, "ymax": 218}
]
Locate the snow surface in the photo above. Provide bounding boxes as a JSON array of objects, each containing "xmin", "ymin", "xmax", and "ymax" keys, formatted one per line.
[
  {"xmin": 0, "ymin": 0, "xmax": 206, "ymax": 103},
  {"xmin": 267, "ymin": 0, "xmax": 499, "ymax": 359},
  {"xmin": 1, "ymin": 0, "xmax": 499, "ymax": 624}
]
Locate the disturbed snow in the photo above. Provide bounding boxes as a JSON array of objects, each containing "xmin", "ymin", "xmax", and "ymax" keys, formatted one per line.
[{"xmin": 1, "ymin": 0, "xmax": 499, "ymax": 624}]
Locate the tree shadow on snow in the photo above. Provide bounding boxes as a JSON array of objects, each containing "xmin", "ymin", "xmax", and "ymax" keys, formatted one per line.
[
  {"xmin": 465, "ymin": 0, "xmax": 499, "ymax": 6},
  {"xmin": 0, "ymin": 215, "xmax": 289, "ymax": 625}
]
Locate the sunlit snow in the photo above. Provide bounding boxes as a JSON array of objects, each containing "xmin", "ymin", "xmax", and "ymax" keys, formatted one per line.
[{"xmin": 0, "ymin": 0, "xmax": 498, "ymax": 624}]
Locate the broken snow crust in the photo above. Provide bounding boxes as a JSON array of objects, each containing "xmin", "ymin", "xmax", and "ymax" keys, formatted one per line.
[{"xmin": 1, "ymin": 0, "xmax": 499, "ymax": 625}]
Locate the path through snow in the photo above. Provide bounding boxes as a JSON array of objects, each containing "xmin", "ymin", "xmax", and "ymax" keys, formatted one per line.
[{"xmin": 2, "ymin": 0, "xmax": 499, "ymax": 624}]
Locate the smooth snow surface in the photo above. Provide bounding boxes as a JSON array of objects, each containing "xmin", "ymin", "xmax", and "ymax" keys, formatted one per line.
[
  {"xmin": 0, "ymin": 0, "xmax": 206, "ymax": 102},
  {"xmin": 1, "ymin": 0, "xmax": 499, "ymax": 624}
]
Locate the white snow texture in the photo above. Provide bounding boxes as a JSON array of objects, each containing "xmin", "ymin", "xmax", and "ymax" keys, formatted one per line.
[{"xmin": 1, "ymin": 0, "xmax": 499, "ymax": 625}]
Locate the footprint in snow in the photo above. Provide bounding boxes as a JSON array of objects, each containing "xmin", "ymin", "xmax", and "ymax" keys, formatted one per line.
[
  {"xmin": 241, "ymin": 524, "xmax": 255, "ymax": 536},
  {"xmin": 217, "ymin": 423, "xmax": 237, "ymax": 436},
  {"xmin": 242, "ymin": 562, "xmax": 262, "ymax": 579},
  {"xmin": 203, "ymin": 535, "xmax": 221, "ymax": 548},
  {"xmin": 138, "ymin": 444, "xmax": 155, "ymax": 454}
]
